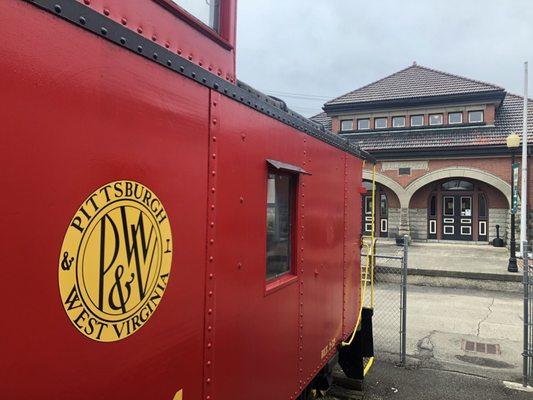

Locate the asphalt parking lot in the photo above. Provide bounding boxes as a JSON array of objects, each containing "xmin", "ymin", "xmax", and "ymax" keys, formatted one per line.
[{"xmin": 326, "ymin": 359, "xmax": 532, "ymax": 400}]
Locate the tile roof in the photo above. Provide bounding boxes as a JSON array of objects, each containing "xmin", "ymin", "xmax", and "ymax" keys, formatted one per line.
[
  {"xmin": 325, "ymin": 64, "xmax": 504, "ymax": 106},
  {"xmin": 309, "ymin": 111, "xmax": 332, "ymax": 131},
  {"xmin": 311, "ymin": 94, "xmax": 533, "ymax": 152}
]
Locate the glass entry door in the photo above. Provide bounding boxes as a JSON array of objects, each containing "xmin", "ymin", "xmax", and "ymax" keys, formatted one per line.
[{"xmin": 442, "ymin": 195, "xmax": 472, "ymax": 240}]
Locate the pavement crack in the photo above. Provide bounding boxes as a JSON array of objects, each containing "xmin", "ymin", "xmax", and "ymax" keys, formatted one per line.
[{"xmin": 476, "ymin": 297, "xmax": 495, "ymax": 337}]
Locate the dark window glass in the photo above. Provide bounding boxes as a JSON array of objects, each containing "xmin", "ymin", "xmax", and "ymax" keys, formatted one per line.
[
  {"xmin": 357, "ymin": 119, "xmax": 370, "ymax": 130},
  {"xmin": 380, "ymin": 194, "xmax": 388, "ymax": 217},
  {"xmin": 364, "ymin": 196, "xmax": 372, "ymax": 214},
  {"xmin": 398, "ymin": 167, "xmax": 411, "ymax": 176},
  {"xmin": 340, "ymin": 119, "xmax": 354, "ymax": 131},
  {"xmin": 171, "ymin": 0, "xmax": 220, "ymax": 31},
  {"xmin": 375, "ymin": 117, "xmax": 388, "ymax": 129},
  {"xmin": 441, "ymin": 180, "xmax": 474, "ymax": 191},
  {"xmin": 266, "ymin": 172, "xmax": 294, "ymax": 280},
  {"xmin": 429, "ymin": 195, "xmax": 436, "ymax": 216},
  {"xmin": 410, "ymin": 115, "xmax": 424, "ymax": 126},
  {"xmin": 448, "ymin": 112, "xmax": 463, "ymax": 124},
  {"xmin": 443, "ymin": 196, "xmax": 454, "ymax": 216},
  {"xmin": 479, "ymin": 194, "xmax": 487, "ymax": 218},
  {"xmin": 461, "ymin": 197, "xmax": 472, "ymax": 216},
  {"xmin": 468, "ymin": 110, "xmax": 484, "ymax": 123}
]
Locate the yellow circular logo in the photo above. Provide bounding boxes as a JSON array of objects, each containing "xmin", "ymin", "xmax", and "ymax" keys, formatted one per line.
[{"xmin": 59, "ymin": 181, "xmax": 172, "ymax": 342}]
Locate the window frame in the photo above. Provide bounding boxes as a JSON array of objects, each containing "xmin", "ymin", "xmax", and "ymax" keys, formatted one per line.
[
  {"xmin": 155, "ymin": 0, "xmax": 234, "ymax": 49},
  {"xmin": 448, "ymin": 112, "xmax": 463, "ymax": 125},
  {"xmin": 357, "ymin": 118, "xmax": 370, "ymax": 130},
  {"xmin": 340, "ymin": 119, "xmax": 354, "ymax": 132},
  {"xmin": 468, "ymin": 110, "xmax": 484, "ymax": 123},
  {"xmin": 392, "ymin": 116, "xmax": 406, "ymax": 128},
  {"xmin": 265, "ymin": 166, "xmax": 299, "ymax": 294},
  {"xmin": 410, "ymin": 115, "xmax": 424, "ymax": 127},
  {"xmin": 429, "ymin": 113, "xmax": 444, "ymax": 126},
  {"xmin": 374, "ymin": 117, "xmax": 388, "ymax": 129}
]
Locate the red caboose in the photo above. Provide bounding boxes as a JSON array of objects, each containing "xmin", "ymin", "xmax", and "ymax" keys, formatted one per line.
[{"xmin": 0, "ymin": 1, "xmax": 372, "ymax": 399}]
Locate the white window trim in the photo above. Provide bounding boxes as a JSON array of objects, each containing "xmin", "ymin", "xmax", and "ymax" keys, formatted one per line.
[
  {"xmin": 380, "ymin": 219, "xmax": 388, "ymax": 233},
  {"xmin": 410, "ymin": 115, "xmax": 424, "ymax": 127},
  {"xmin": 392, "ymin": 116, "xmax": 406, "ymax": 128},
  {"xmin": 448, "ymin": 112, "xmax": 463, "ymax": 125},
  {"xmin": 340, "ymin": 119, "xmax": 354, "ymax": 132},
  {"xmin": 429, "ymin": 114, "xmax": 444, "ymax": 126},
  {"xmin": 468, "ymin": 110, "xmax": 484, "ymax": 123},
  {"xmin": 429, "ymin": 220, "xmax": 437, "ymax": 235},
  {"xmin": 479, "ymin": 221, "xmax": 487, "ymax": 236},
  {"xmin": 444, "ymin": 225, "xmax": 454, "ymax": 235},
  {"xmin": 461, "ymin": 226, "xmax": 472, "ymax": 236},
  {"xmin": 357, "ymin": 118, "xmax": 370, "ymax": 130},
  {"xmin": 374, "ymin": 118, "xmax": 388, "ymax": 129}
]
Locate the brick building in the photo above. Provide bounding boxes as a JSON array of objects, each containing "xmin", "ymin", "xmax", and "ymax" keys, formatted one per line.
[{"xmin": 312, "ymin": 64, "xmax": 533, "ymax": 244}]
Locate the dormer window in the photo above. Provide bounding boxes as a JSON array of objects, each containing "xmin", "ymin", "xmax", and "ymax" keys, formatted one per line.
[
  {"xmin": 340, "ymin": 119, "xmax": 354, "ymax": 132},
  {"xmin": 468, "ymin": 110, "xmax": 484, "ymax": 123},
  {"xmin": 448, "ymin": 112, "xmax": 463, "ymax": 124},
  {"xmin": 375, "ymin": 117, "xmax": 388, "ymax": 129},
  {"xmin": 357, "ymin": 118, "xmax": 370, "ymax": 130},
  {"xmin": 410, "ymin": 115, "xmax": 424, "ymax": 127},
  {"xmin": 392, "ymin": 116, "xmax": 406, "ymax": 128},
  {"xmin": 429, "ymin": 113, "xmax": 443, "ymax": 126}
]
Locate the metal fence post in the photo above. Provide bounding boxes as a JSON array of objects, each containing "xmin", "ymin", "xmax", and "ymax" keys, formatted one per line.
[
  {"xmin": 523, "ymin": 241, "xmax": 529, "ymax": 387},
  {"xmin": 400, "ymin": 235, "xmax": 408, "ymax": 366}
]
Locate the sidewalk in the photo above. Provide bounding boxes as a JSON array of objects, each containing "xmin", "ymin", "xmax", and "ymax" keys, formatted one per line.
[{"xmin": 374, "ymin": 241, "xmax": 523, "ymax": 292}]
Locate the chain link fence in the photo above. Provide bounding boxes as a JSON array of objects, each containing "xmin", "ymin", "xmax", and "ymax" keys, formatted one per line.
[{"xmin": 362, "ymin": 237, "xmax": 408, "ymax": 365}]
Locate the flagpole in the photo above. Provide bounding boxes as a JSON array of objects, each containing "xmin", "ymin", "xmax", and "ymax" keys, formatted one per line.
[{"xmin": 520, "ymin": 61, "xmax": 528, "ymax": 256}]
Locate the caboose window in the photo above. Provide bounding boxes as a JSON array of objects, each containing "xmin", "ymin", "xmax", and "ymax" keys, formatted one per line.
[
  {"xmin": 170, "ymin": 0, "xmax": 220, "ymax": 31},
  {"xmin": 266, "ymin": 171, "xmax": 295, "ymax": 280}
]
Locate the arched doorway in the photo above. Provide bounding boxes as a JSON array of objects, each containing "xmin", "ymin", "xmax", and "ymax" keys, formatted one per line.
[{"xmin": 426, "ymin": 179, "xmax": 488, "ymax": 241}]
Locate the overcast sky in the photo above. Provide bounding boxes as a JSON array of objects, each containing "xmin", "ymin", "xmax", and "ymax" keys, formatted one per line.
[{"xmin": 236, "ymin": 0, "xmax": 533, "ymax": 117}]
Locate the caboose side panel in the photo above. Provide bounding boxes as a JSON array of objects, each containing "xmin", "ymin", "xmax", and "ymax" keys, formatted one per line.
[
  {"xmin": 209, "ymin": 96, "xmax": 302, "ymax": 399},
  {"xmin": 0, "ymin": 1, "xmax": 208, "ymax": 398}
]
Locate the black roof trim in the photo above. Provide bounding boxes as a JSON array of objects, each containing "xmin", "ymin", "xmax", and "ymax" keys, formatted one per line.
[
  {"xmin": 323, "ymin": 90, "xmax": 506, "ymax": 114},
  {"xmin": 26, "ymin": 0, "xmax": 374, "ymax": 162}
]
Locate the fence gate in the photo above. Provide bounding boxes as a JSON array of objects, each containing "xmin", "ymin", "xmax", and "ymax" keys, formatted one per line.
[{"xmin": 362, "ymin": 236, "xmax": 408, "ymax": 365}]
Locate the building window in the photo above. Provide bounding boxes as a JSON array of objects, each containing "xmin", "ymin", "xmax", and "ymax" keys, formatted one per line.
[
  {"xmin": 468, "ymin": 110, "xmax": 484, "ymax": 123},
  {"xmin": 443, "ymin": 196, "xmax": 454, "ymax": 216},
  {"xmin": 170, "ymin": 0, "xmax": 220, "ymax": 31},
  {"xmin": 375, "ymin": 117, "xmax": 388, "ymax": 129},
  {"xmin": 266, "ymin": 171, "xmax": 295, "ymax": 280},
  {"xmin": 410, "ymin": 115, "xmax": 424, "ymax": 127},
  {"xmin": 380, "ymin": 193, "xmax": 388, "ymax": 218},
  {"xmin": 357, "ymin": 118, "xmax": 370, "ymax": 130},
  {"xmin": 448, "ymin": 112, "xmax": 463, "ymax": 124},
  {"xmin": 429, "ymin": 113, "xmax": 443, "ymax": 125},
  {"xmin": 398, "ymin": 167, "xmax": 411, "ymax": 176},
  {"xmin": 392, "ymin": 116, "xmax": 406, "ymax": 128},
  {"xmin": 478, "ymin": 194, "xmax": 487, "ymax": 218},
  {"xmin": 429, "ymin": 195, "xmax": 437, "ymax": 217},
  {"xmin": 340, "ymin": 119, "xmax": 354, "ymax": 132},
  {"xmin": 441, "ymin": 180, "xmax": 474, "ymax": 191}
]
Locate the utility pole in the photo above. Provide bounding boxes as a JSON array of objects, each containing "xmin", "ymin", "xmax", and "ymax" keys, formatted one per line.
[{"xmin": 520, "ymin": 62, "xmax": 528, "ymax": 256}]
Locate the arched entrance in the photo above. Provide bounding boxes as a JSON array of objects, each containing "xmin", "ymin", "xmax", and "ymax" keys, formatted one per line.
[
  {"xmin": 426, "ymin": 179, "xmax": 488, "ymax": 241},
  {"xmin": 409, "ymin": 177, "xmax": 508, "ymax": 243}
]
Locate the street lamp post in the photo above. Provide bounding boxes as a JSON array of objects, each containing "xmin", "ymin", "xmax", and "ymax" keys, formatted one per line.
[{"xmin": 507, "ymin": 133, "xmax": 520, "ymax": 273}]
